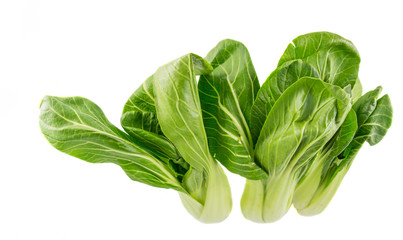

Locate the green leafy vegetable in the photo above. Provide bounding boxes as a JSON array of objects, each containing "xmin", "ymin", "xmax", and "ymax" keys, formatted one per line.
[
  {"xmin": 251, "ymin": 32, "xmax": 361, "ymax": 142},
  {"xmin": 293, "ymin": 88, "xmax": 393, "ymax": 216},
  {"xmin": 241, "ymin": 77, "xmax": 352, "ymax": 222},
  {"xmin": 40, "ymin": 53, "xmax": 232, "ymax": 223},
  {"xmin": 40, "ymin": 32, "xmax": 393, "ymax": 223},
  {"xmin": 293, "ymin": 109, "xmax": 358, "ymax": 211},
  {"xmin": 153, "ymin": 53, "xmax": 232, "ymax": 222},
  {"xmin": 239, "ymin": 32, "xmax": 384, "ymax": 223}
]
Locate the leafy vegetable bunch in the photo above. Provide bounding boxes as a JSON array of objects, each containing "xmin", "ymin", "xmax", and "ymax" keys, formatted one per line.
[{"xmin": 39, "ymin": 32, "xmax": 393, "ymax": 223}]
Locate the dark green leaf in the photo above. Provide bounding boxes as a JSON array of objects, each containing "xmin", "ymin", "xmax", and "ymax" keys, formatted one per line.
[
  {"xmin": 323, "ymin": 110, "xmax": 358, "ymax": 164},
  {"xmin": 329, "ymin": 94, "xmax": 393, "ymax": 183},
  {"xmin": 121, "ymin": 76, "xmax": 189, "ymax": 179},
  {"xmin": 255, "ymin": 77, "xmax": 351, "ymax": 175},
  {"xmin": 39, "ymin": 95, "xmax": 184, "ymax": 192},
  {"xmin": 198, "ymin": 39, "xmax": 266, "ymax": 179},
  {"xmin": 123, "ymin": 126, "xmax": 189, "ymax": 180},
  {"xmin": 250, "ymin": 60, "xmax": 320, "ymax": 143},
  {"xmin": 355, "ymin": 94, "xmax": 393, "ymax": 146},
  {"xmin": 352, "ymin": 86, "xmax": 382, "ymax": 127},
  {"xmin": 278, "ymin": 32, "xmax": 360, "ymax": 89},
  {"xmin": 121, "ymin": 75, "xmax": 161, "ymax": 134}
]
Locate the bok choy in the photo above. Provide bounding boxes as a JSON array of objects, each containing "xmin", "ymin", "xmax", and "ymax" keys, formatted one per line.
[
  {"xmin": 293, "ymin": 87, "xmax": 393, "ymax": 216},
  {"xmin": 241, "ymin": 77, "xmax": 352, "ymax": 222},
  {"xmin": 40, "ymin": 31, "xmax": 393, "ymax": 223},
  {"xmin": 40, "ymin": 53, "xmax": 231, "ymax": 223},
  {"xmin": 238, "ymin": 32, "xmax": 392, "ymax": 222}
]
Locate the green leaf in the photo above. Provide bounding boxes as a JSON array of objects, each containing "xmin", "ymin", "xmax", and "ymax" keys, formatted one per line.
[
  {"xmin": 39, "ymin": 95, "xmax": 184, "ymax": 192},
  {"xmin": 293, "ymin": 109, "xmax": 358, "ymax": 211},
  {"xmin": 120, "ymin": 75, "xmax": 190, "ymax": 179},
  {"xmin": 250, "ymin": 60, "xmax": 320, "ymax": 143},
  {"xmin": 278, "ymin": 32, "xmax": 361, "ymax": 89},
  {"xmin": 123, "ymin": 127, "xmax": 189, "ymax": 181},
  {"xmin": 352, "ymin": 86, "xmax": 382, "ymax": 127},
  {"xmin": 256, "ymin": 77, "xmax": 351, "ymax": 175},
  {"xmin": 242, "ymin": 77, "xmax": 351, "ymax": 223},
  {"xmin": 323, "ymin": 110, "xmax": 358, "ymax": 163},
  {"xmin": 121, "ymin": 75, "xmax": 161, "ymax": 134},
  {"xmin": 351, "ymin": 78, "xmax": 363, "ymax": 103},
  {"xmin": 350, "ymin": 94, "xmax": 393, "ymax": 148},
  {"xmin": 153, "ymin": 53, "xmax": 214, "ymax": 171},
  {"xmin": 296, "ymin": 92, "xmax": 393, "ymax": 216},
  {"xmin": 122, "ymin": 127, "xmax": 179, "ymax": 163},
  {"xmin": 198, "ymin": 39, "xmax": 267, "ymax": 179},
  {"xmin": 251, "ymin": 32, "xmax": 361, "ymax": 144},
  {"xmin": 322, "ymin": 87, "xmax": 388, "ymax": 185},
  {"xmin": 153, "ymin": 53, "xmax": 232, "ymax": 223}
]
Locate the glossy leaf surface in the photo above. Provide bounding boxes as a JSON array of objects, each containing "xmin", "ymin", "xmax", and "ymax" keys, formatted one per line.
[
  {"xmin": 198, "ymin": 39, "xmax": 266, "ymax": 179},
  {"xmin": 293, "ymin": 110, "xmax": 358, "ymax": 210},
  {"xmin": 250, "ymin": 60, "xmax": 320, "ymax": 142},
  {"xmin": 296, "ymin": 91, "xmax": 393, "ymax": 216},
  {"xmin": 39, "ymin": 95, "xmax": 184, "ymax": 192},
  {"xmin": 153, "ymin": 53, "xmax": 232, "ymax": 223},
  {"xmin": 255, "ymin": 77, "xmax": 351, "ymax": 174},
  {"xmin": 278, "ymin": 32, "xmax": 361, "ymax": 89},
  {"xmin": 121, "ymin": 75, "xmax": 161, "ymax": 134},
  {"xmin": 242, "ymin": 77, "xmax": 351, "ymax": 223},
  {"xmin": 153, "ymin": 53, "xmax": 214, "ymax": 171}
]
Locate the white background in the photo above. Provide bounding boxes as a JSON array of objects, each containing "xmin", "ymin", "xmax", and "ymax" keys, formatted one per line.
[{"xmin": 1, "ymin": 0, "xmax": 402, "ymax": 239}]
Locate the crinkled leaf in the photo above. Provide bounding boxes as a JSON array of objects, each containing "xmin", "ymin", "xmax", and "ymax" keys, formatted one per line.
[{"xmin": 278, "ymin": 32, "xmax": 360, "ymax": 89}]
